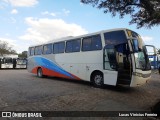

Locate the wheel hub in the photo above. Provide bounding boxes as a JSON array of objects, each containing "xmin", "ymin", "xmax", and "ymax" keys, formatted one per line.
[{"xmin": 94, "ymin": 75, "xmax": 102, "ymax": 85}]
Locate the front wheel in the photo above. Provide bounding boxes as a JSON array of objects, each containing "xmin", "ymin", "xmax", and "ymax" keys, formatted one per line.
[
  {"xmin": 92, "ymin": 72, "xmax": 104, "ymax": 88},
  {"xmin": 37, "ymin": 68, "xmax": 44, "ymax": 78}
]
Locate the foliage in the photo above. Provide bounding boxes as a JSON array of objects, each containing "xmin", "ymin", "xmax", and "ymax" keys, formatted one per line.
[
  {"xmin": 81, "ymin": 0, "xmax": 160, "ymax": 28},
  {"xmin": 18, "ymin": 51, "xmax": 27, "ymax": 58},
  {"xmin": 0, "ymin": 40, "xmax": 17, "ymax": 56}
]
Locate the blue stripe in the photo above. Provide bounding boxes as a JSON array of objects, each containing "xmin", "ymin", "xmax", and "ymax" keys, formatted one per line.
[{"xmin": 34, "ymin": 56, "xmax": 74, "ymax": 78}]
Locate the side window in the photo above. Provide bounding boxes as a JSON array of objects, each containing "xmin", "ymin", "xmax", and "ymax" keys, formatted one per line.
[
  {"xmin": 43, "ymin": 44, "xmax": 52, "ymax": 54},
  {"xmin": 66, "ymin": 39, "xmax": 81, "ymax": 53},
  {"xmin": 92, "ymin": 35, "xmax": 102, "ymax": 50},
  {"xmin": 104, "ymin": 30, "xmax": 127, "ymax": 45},
  {"xmin": 35, "ymin": 46, "xmax": 43, "ymax": 55},
  {"xmin": 66, "ymin": 41, "xmax": 72, "ymax": 53},
  {"xmin": 30, "ymin": 47, "xmax": 35, "ymax": 56},
  {"xmin": 104, "ymin": 45, "xmax": 117, "ymax": 70},
  {"xmin": 73, "ymin": 39, "xmax": 81, "ymax": 52},
  {"xmin": 132, "ymin": 39, "xmax": 139, "ymax": 52},
  {"xmin": 82, "ymin": 35, "xmax": 102, "ymax": 51},
  {"xmin": 53, "ymin": 42, "xmax": 65, "ymax": 54},
  {"xmin": 131, "ymin": 31, "xmax": 139, "ymax": 38},
  {"xmin": 53, "ymin": 43, "xmax": 59, "ymax": 54},
  {"xmin": 59, "ymin": 42, "xmax": 65, "ymax": 53},
  {"xmin": 82, "ymin": 37, "xmax": 92, "ymax": 51}
]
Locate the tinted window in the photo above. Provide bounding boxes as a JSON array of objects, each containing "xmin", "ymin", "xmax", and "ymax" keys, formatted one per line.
[
  {"xmin": 17, "ymin": 58, "xmax": 27, "ymax": 65},
  {"xmin": 82, "ymin": 35, "xmax": 102, "ymax": 51},
  {"xmin": 131, "ymin": 31, "xmax": 139, "ymax": 38},
  {"xmin": 66, "ymin": 39, "xmax": 81, "ymax": 53},
  {"xmin": 3, "ymin": 58, "xmax": 12, "ymax": 64},
  {"xmin": 59, "ymin": 42, "xmax": 65, "ymax": 53},
  {"xmin": 53, "ymin": 43, "xmax": 59, "ymax": 54},
  {"xmin": 132, "ymin": 39, "xmax": 139, "ymax": 52},
  {"xmin": 82, "ymin": 37, "xmax": 92, "ymax": 51},
  {"xmin": 104, "ymin": 30, "xmax": 127, "ymax": 45},
  {"xmin": 35, "ymin": 46, "xmax": 43, "ymax": 55},
  {"xmin": 73, "ymin": 39, "xmax": 81, "ymax": 52},
  {"xmin": 66, "ymin": 41, "xmax": 72, "ymax": 52},
  {"xmin": 92, "ymin": 35, "xmax": 102, "ymax": 50},
  {"xmin": 30, "ymin": 47, "xmax": 35, "ymax": 56},
  {"xmin": 53, "ymin": 42, "xmax": 65, "ymax": 54},
  {"xmin": 43, "ymin": 44, "xmax": 52, "ymax": 54}
]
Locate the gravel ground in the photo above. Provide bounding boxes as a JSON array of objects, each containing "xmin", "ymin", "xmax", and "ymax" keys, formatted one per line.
[{"xmin": 0, "ymin": 69, "xmax": 159, "ymax": 120}]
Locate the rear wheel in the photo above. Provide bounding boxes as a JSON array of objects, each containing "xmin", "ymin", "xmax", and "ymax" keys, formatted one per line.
[
  {"xmin": 37, "ymin": 68, "xmax": 44, "ymax": 78},
  {"xmin": 92, "ymin": 72, "xmax": 104, "ymax": 88}
]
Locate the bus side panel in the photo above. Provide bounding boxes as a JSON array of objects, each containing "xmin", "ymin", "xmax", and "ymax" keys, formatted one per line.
[
  {"xmin": 85, "ymin": 63, "xmax": 103, "ymax": 82},
  {"xmin": 54, "ymin": 51, "xmax": 103, "ymax": 81},
  {"xmin": 103, "ymin": 70, "xmax": 118, "ymax": 86},
  {"xmin": 27, "ymin": 56, "xmax": 37, "ymax": 73},
  {"xmin": 28, "ymin": 50, "xmax": 103, "ymax": 82},
  {"xmin": 28, "ymin": 56, "xmax": 81, "ymax": 80}
]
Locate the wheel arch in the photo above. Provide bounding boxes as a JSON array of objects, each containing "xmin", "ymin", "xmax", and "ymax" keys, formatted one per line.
[
  {"xmin": 36, "ymin": 66, "xmax": 44, "ymax": 75},
  {"xmin": 37, "ymin": 66, "xmax": 45, "ymax": 78},
  {"xmin": 37, "ymin": 66, "xmax": 42, "ymax": 73},
  {"xmin": 90, "ymin": 70, "xmax": 103, "ymax": 82}
]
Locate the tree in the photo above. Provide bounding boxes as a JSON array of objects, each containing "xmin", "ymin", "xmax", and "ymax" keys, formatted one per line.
[
  {"xmin": 81, "ymin": 0, "xmax": 160, "ymax": 28},
  {"xmin": 0, "ymin": 40, "xmax": 17, "ymax": 56},
  {"xmin": 18, "ymin": 51, "xmax": 27, "ymax": 58}
]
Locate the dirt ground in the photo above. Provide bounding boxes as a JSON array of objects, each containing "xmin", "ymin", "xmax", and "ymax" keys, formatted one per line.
[{"xmin": 0, "ymin": 69, "xmax": 159, "ymax": 120}]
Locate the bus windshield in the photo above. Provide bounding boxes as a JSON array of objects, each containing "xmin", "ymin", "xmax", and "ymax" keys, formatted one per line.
[
  {"xmin": 132, "ymin": 38, "xmax": 150, "ymax": 70},
  {"xmin": 17, "ymin": 59, "xmax": 27, "ymax": 65},
  {"xmin": 2, "ymin": 58, "xmax": 13, "ymax": 64}
]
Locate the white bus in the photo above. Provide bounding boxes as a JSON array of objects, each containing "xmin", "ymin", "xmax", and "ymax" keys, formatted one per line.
[
  {"xmin": 0, "ymin": 57, "xmax": 13, "ymax": 69},
  {"xmin": 27, "ymin": 28, "xmax": 155, "ymax": 87},
  {"xmin": 0, "ymin": 54, "xmax": 18, "ymax": 69},
  {"xmin": 0, "ymin": 55, "xmax": 27, "ymax": 69},
  {"xmin": 14, "ymin": 58, "xmax": 27, "ymax": 69}
]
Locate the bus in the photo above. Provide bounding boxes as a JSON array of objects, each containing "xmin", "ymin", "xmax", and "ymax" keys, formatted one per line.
[
  {"xmin": 13, "ymin": 58, "xmax": 27, "ymax": 69},
  {"xmin": 27, "ymin": 28, "xmax": 155, "ymax": 87},
  {"xmin": 0, "ymin": 57, "xmax": 13, "ymax": 69},
  {"xmin": 148, "ymin": 53, "xmax": 160, "ymax": 69},
  {"xmin": 0, "ymin": 56, "xmax": 27, "ymax": 69}
]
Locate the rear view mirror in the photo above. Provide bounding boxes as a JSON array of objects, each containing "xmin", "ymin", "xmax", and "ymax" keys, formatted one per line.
[{"xmin": 145, "ymin": 45, "xmax": 156, "ymax": 56}]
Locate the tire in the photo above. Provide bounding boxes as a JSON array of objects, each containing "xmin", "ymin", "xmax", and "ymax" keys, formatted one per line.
[
  {"xmin": 37, "ymin": 68, "xmax": 44, "ymax": 78},
  {"xmin": 92, "ymin": 72, "xmax": 104, "ymax": 88}
]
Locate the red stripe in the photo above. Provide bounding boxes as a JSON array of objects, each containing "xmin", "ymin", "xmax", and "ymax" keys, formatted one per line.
[{"xmin": 31, "ymin": 67, "xmax": 81, "ymax": 80}]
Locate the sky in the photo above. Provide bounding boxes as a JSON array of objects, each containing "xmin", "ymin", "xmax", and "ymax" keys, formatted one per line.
[{"xmin": 0, "ymin": 0, "xmax": 160, "ymax": 53}]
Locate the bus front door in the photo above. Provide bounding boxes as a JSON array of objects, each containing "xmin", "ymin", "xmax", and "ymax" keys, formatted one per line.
[
  {"xmin": 103, "ymin": 45, "xmax": 118, "ymax": 86},
  {"xmin": 115, "ymin": 43, "xmax": 132, "ymax": 85}
]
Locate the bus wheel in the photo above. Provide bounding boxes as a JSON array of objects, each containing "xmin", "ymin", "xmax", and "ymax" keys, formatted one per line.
[
  {"xmin": 92, "ymin": 72, "xmax": 104, "ymax": 88},
  {"xmin": 37, "ymin": 68, "xmax": 43, "ymax": 78}
]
